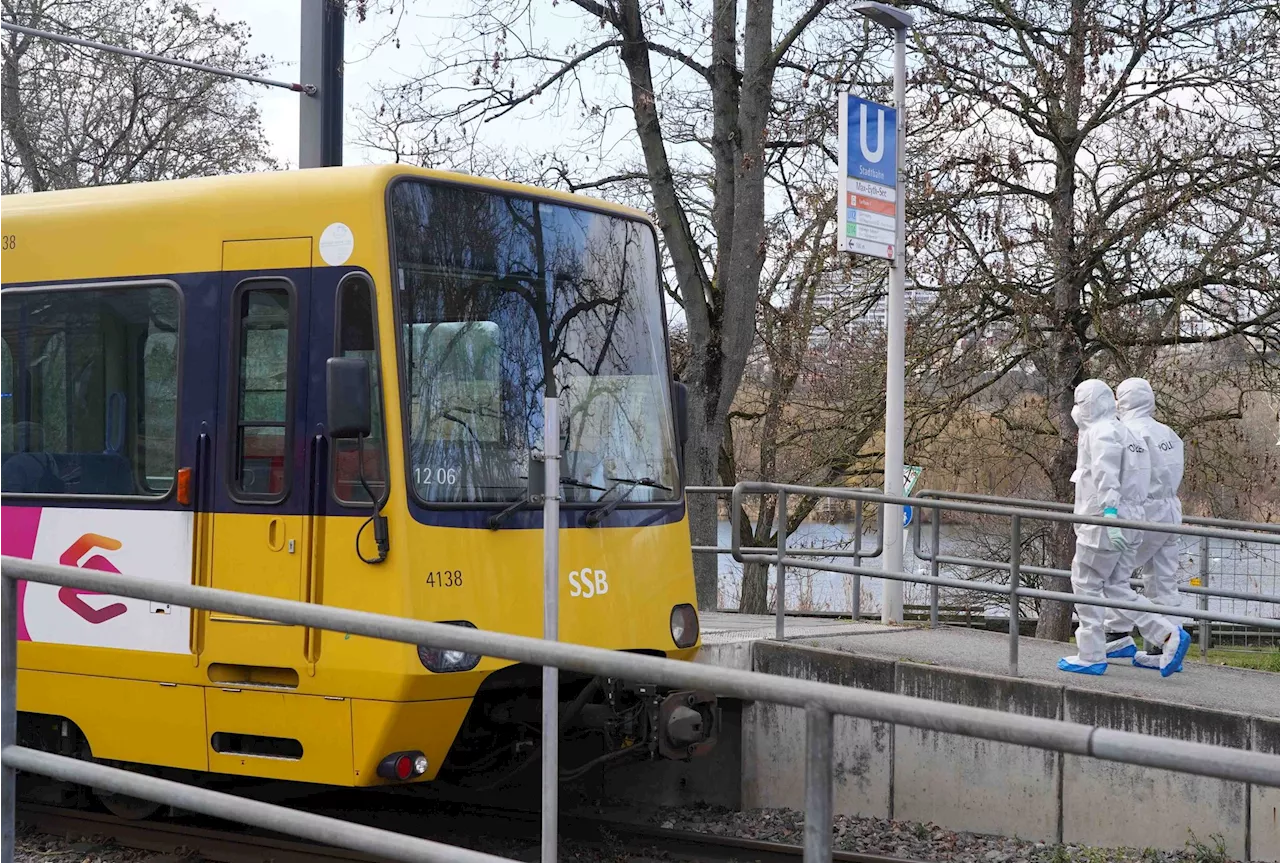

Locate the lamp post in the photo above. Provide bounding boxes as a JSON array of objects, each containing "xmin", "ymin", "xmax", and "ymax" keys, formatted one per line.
[{"xmin": 854, "ymin": 2, "xmax": 912, "ymax": 625}]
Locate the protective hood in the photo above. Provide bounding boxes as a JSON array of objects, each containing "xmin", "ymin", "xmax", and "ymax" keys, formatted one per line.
[
  {"xmin": 1116, "ymin": 377, "xmax": 1155, "ymax": 422},
  {"xmin": 1071, "ymin": 379, "xmax": 1116, "ymax": 429}
]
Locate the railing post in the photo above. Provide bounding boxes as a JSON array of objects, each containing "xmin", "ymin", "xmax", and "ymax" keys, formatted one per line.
[
  {"xmin": 1199, "ymin": 535, "xmax": 1210, "ymax": 658},
  {"xmin": 929, "ymin": 506, "xmax": 941, "ymax": 628},
  {"xmin": 2, "ymin": 571, "xmax": 16, "ymax": 860},
  {"xmin": 776, "ymin": 490, "xmax": 788, "ymax": 640},
  {"xmin": 803, "ymin": 704, "xmax": 834, "ymax": 863},
  {"xmin": 851, "ymin": 505, "xmax": 862, "ymax": 621},
  {"xmin": 1009, "ymin": 514, "xmax": 1021, "ymax": 677}
]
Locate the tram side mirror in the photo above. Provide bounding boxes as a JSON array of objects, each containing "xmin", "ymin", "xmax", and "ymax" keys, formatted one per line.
[
  {"xmin": 326, "ymin": 357, "xmax": 371, "ymax": 439},
  {"xmin": 672, "ymin": 380, "xmax": 689, "ymax": 448}
]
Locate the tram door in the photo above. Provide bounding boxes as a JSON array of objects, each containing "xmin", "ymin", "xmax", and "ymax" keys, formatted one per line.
[{"xmin": 203, "ymin": 239, "xmax": 316, "ymax": 669}]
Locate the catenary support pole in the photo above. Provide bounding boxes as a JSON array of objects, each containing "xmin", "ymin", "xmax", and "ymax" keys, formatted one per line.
[
  {"xmin": 541, "ymin": 393, "xmax": 560, "ymax": 863},
  {"xmin": 880, "ymin": 23, "xmax": 908, "ymax": 625},
  {"xmin": 299, "ymin": 0, "xmax": 343, "ymax": 168}
]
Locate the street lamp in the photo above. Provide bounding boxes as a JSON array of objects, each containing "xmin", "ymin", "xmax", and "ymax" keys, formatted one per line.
[{"xmin": 855, "ymin": 2, "xmax": 912, "ymax": 625}]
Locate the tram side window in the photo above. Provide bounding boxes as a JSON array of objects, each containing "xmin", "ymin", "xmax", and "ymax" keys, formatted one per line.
[
  {"xmin": 232, "ymin": 284, "xmax": 292, "ymax": 498},
  {"xmin": 1, "ymin": 340, "xmax": 12, "ymax": 453},
  {"xmin": 0, "ymin": 286, "xmax": 181, "ymax": 496},
  {"xmin": 333, "ymin": 277, "xmax": 387, "ymax": 503}
]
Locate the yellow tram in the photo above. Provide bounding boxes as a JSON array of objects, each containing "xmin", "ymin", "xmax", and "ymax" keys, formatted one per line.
[{"xmin": 0, "ymin": 165, "xmax": 713, "ymax": 803}]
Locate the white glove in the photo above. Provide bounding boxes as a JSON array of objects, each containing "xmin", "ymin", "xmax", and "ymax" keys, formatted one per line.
[{"xmin": 1103, "ymin": 508, "xmax": 1128, "ymax": 552}]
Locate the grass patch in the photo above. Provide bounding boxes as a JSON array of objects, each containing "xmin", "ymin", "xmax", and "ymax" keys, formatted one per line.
[{"xmin": 1185, "ymin": 646, "xmax": 1280, "ymax": 672}]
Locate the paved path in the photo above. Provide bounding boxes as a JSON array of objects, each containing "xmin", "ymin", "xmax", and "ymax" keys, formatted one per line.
[
  {"xmin": 698, "ymin": 613, "xmax": 1280, "ymax": 718},
  {"xmin": 699, "ymin": 611, "xmax": 894, "ymax": 645}
]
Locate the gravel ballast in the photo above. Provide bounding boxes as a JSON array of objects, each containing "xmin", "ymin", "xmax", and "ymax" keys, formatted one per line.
[{"xmin": 651, "ymin": 803, "xmax": 1240, "ymax": 862}]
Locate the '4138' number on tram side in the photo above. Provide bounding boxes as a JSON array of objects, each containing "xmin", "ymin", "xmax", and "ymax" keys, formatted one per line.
[{"xmin": 426, "ymin": 570, "xmax": 462, "ymax": 588}]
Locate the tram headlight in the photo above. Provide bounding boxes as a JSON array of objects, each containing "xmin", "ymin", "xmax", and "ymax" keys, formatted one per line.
[
  {"xmin": 417, "ymin": 620, "xmax": 482, "ymax": 673},
  {"xmin": 670, "ymin": 604, "xmax": 699, "ymax": 649}
]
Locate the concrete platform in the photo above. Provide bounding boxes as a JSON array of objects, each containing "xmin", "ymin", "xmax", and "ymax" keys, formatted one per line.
[
  {"xmin": 696, "ymin": 612, "xmax": 895, "ymax": 671},
  {"xmin": 678, "ymin": 614, "xmax": 1280, "ymax": 858},
  {"xmin": 807, "ymin": 624, "xmax": 1280, "ymax": 719}
]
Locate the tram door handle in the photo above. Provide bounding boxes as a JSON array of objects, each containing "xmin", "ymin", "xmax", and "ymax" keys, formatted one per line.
[{"xmin": 267, "ymin": 517, "xmax": 286, "ymax": 552}]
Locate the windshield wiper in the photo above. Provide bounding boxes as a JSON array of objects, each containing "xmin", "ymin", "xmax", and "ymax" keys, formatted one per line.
[
  {"xmin": 585, "ymin": 476, "xmax": 673, "ymax": 527},
  {"xmin": 489, "ymin": 477, "xmax": 611, "ymax": 530}
]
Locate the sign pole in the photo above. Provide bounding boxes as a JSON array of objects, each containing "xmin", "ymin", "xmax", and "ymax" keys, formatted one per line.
[
  {"xmin": 849, "ymin": 2, "xmax": 913, "ymax": 623},
  {"xmin": 541, "ymin": 393, "xmax": 560, "ymax": 863},
  {"xmin": 881, "ymin": 25, "xmax": 908, "ymax": 625}
]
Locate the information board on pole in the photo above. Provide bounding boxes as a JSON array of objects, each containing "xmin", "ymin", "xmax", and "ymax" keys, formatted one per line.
[
  {"xmin": 902, "ymin": 465, "xmax": 922, "ymax": 527},
  {"xmin": 837, "ymin": 94, "xmax": 897, "ymax": 261}
]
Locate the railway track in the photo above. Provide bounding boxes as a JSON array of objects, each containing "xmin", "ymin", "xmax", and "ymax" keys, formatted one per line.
[{"xmin": 17, "ymin": 800, "xmax": 927, "ymax": 863}]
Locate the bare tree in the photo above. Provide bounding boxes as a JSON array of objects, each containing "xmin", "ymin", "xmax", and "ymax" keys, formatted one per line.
[
  {"xmin": 904, "ymin": 0, "xmax": 1280, "ymax": 639},
  {"xmin": 2, "ymin": 0, "xmax": 276, "ymax": 193}
]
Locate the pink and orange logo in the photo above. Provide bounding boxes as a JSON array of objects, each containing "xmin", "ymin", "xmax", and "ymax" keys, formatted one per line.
[{"xmin": 57, "ymin": 533, "xmax": 127, "ymax": 624}]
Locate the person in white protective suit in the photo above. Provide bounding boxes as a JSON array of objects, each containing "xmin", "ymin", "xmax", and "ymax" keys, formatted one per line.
[
  {"xmin": 1102, "ymin": 378, "xmax": 1188, "ymax": 671},
  {"xmin": 1058, "ymin": 379, "xmax": 1191, "ymax": 678}
]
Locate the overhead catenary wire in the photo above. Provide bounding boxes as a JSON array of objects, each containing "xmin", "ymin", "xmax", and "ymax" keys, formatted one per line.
[{"xmin": 0, "ymin": 20, "xmax": 317, "ymax": 95}]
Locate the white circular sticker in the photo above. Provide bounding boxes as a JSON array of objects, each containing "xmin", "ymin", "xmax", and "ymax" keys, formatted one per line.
[{"xmin": 319, "ymin": 222, "xmax": 354, "ymax": 266}]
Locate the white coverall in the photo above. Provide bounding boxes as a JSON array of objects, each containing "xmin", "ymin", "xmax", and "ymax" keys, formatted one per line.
[
  {"xmin": 1062, "ymin": 380, "xmax": 1179, "ymax": 672},
  {"xmin": 1104, "ymin": 378, "xmax": 1186, "ymax": 652}
]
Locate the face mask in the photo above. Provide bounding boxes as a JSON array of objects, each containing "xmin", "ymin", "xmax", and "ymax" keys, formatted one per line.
[{"xmin": 1071, "ymin": 404, "xmax": 1085, "ymax": 428}]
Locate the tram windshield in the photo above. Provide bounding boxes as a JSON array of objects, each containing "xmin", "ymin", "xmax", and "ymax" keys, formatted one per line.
[{"xmin": 390, "ymin": 180, "xmax": 679, "ymax": 506}]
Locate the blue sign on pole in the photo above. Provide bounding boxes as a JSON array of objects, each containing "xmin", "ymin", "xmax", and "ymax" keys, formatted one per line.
[
  {"xmin": 838, "ymin": 94, "xmax": 898, "ymax": 260},
  {"xmin": 903, "ymin": 505, "xmax": 913, "ymax": 528},
  {"xmin": 845, "ymin": 95, "xmax": 897, "ymax": 190}
]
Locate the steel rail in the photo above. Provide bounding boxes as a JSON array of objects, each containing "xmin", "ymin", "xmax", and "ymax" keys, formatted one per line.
[
  {"xmin": 14, "ymin": 799, "xmax": 931, "ymax": 863},
  {"xmin": 16, "ymin": 802, "xmax": 387, "ymax": 862},
  {"xmin": 3, "ymin": 747, "xmax": 509, "ymax": 863},
  {"xmin": 4, "ymin": 558, "xmax": 1280, "ymax": 789}
]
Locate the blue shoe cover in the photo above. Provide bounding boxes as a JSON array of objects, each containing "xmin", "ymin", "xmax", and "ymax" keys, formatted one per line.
[
  {"xmin": 1105, "ymin": 637, "xmax": 1137, "ymax": 659},
  {"xmin": 1058, "ymin": 657, "xmax": 1107, "ymax": 675},
  {"xmin": 1133, "ymin": 650, "xmax": 1184, "ymax": 673},
  {"xmin": 1161, "ymin": 630, "xmax": 1191, "ymax": 678}
]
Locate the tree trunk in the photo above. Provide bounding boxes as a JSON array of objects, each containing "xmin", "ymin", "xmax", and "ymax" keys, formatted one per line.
[
  {"xmin": 686, "ymin": 414, "xmax": 725, "ymax": 611},
  {"xmin": 739, "ymin": 561, "xmax": 771, "ymax": 614},
  {"xmin": 1034, "ymin": 0, "xmax": 1087, "ymax": 642}
]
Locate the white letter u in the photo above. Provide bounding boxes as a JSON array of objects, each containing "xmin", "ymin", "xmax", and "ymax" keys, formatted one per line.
[{"xmin": 860, "ymin": 105, "xmax": 885, "ymax": 163}]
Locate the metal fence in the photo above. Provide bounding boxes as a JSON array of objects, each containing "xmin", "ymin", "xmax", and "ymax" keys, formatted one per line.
[
  {"xmin": 6, "ymin": 549, "xmax": 1280, "ymax": 863},
  {"xmin": 700, "ymin": 483, "xmax": 1280, "ymax": 676},
  {"xmin": 911, "ymin": 490, "xmax": 1280, "ymax": 656}
]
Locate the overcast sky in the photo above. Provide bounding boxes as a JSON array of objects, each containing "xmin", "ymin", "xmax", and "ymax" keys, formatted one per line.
[{"xmin": 194, "ymin": 1, "xmax": 607, "ymax": 170}]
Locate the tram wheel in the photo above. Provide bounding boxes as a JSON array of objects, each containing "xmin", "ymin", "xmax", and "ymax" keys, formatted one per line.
[
  {"xmin": 92, "ymin": 761, "xmax": 162, "ymax": 820},
  {"xmin": 94, "ymin": 787, "xmax": 162, "ymax": 820}
]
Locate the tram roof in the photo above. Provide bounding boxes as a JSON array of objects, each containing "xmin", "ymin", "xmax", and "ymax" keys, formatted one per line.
[{"xmin": 1, "ymin": 164, "xmax": 653, "ymax": 285}]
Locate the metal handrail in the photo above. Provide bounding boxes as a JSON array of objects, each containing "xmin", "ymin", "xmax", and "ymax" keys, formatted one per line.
[
  {"xmin": 4, "ymin": 555, "xmax": 1280, "ymax": 863},
  {"xmin": 916, "ymin": 489, "xmax": 1280, "ymax": 533},
  {"xmin": 685, "ymin": 484, "xmax": 886, "ymax": 625},
  {"xmin": 725, "ymin": 482, "xmax": 1279, "ymax": 675},
  {"xmin": 912, "ymin": 488, "xmax": 1279, "ymax": 655}
]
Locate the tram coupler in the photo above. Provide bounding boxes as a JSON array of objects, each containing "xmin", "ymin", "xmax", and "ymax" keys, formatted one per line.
[{"xmin": 656, "ymin": 689, "xmax": 718, "ymax": 760}]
